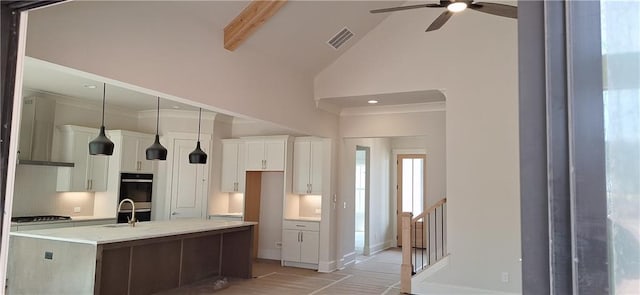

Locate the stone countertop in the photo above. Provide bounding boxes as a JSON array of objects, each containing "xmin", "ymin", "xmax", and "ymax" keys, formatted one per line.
[{"xmin": 10, "ymin": 219, "xmax": 257, "ymax": 245}]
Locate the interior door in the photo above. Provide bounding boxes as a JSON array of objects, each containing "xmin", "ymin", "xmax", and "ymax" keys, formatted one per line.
[
  {"xmin": 396, "ymin": 154, "xmax": 426, "ymax": 246},
  {"xmin": 169, "ymin": 138, "xmax": 209, "ymax": 219}
]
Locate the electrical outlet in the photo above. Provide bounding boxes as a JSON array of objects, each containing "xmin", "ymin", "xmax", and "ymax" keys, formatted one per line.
[
  {"xmin": 501, "ymin": 272, "xmax": 509, "ymax": 283},
  {"xmin": 343, "ymin": 202, "xmax": 347, "ymax": 209},
  {"xmin": 44, "ymin": 251, "xmax": 53, "ymax": 260},
  {"xmin": 73, "ymin": 207, "xmax": 81, "ymax": 213},
  {"xmin": 275, "ymin": 242, "xmax": 282, "ymax": 248},
  {"xmin": 315, "ymin": 208, "xmax": 321, "ymax": 214}
]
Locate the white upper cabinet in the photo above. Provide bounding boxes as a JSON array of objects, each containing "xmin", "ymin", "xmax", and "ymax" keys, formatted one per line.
[
  {"xmin": 111, "ymin": 131, "xmax": 155, "ymax": 173},
  {"xmin": 56, "ymin": 125, "xmax": 109, "ymax": 192},
  {"xmin": 293, "ymin": 138, "xmax": 323, "ymax": 194},
  {"xmin": 221, "ymin": 139, "xmax": 245, "ymax": 193},
  {"xmin": 243, "ymin": 136, "xmax": 287, "ymax": 171}
]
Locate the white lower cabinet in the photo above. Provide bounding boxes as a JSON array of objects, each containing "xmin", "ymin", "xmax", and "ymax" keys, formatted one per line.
[{"xmin": 282, "ymin": 220, "xmax": 319, "ymax": 267}]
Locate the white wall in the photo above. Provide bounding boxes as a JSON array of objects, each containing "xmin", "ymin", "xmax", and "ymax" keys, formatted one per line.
[
  {"xmin": 26, "ymin": 1, "xmax": 339, "ymax": 139},
  {"xmin": 316, "ymin": 5, "xmax": 521, "ymax": 293},
  {"xmin": 339, "ymin": 138, "xmax": 393, "ymax": 265},
  {"xmin": 12, "ymin": 165, "xmax": 95, "ymax": 217}
]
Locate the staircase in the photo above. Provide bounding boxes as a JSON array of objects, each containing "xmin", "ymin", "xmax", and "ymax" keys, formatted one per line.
[{"xmin": 400, "ymin": 198, "xmax": 448, "ymax": 294}]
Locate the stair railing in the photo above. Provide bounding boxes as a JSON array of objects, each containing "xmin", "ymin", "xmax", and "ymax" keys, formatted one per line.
[{"xmin": 400, "ymin": 198, "xmax": 447, "ymax": 294}]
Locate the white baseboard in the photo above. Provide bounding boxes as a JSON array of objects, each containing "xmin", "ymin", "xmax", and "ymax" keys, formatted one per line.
[
  {"xmin": 340, "ymin": 251, "xmax": 357, "ymax": 269},
  {"xmin": 318, "ymin": 260, "xmax": 337, "ymax": 273},
  {"xmin": 283, "ymin": 260, "xmax": 318, "ymax": 270},
  {"xmin": 369, "ymin": 240, "xmax": 395, "ymax": 255}
]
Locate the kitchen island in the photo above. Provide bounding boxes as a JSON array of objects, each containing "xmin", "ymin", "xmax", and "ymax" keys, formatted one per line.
[{"xmin": 7, "ymin": 219, "xmax": 256, "ymax": 294}]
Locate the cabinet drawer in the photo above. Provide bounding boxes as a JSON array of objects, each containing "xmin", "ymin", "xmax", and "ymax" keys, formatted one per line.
[{"xmin": 283, "ymin": 220, "xmax": 319, "ymax": 231}]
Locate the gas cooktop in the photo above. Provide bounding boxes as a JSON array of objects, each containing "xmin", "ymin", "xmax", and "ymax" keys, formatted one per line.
[{"xmin": 11, "ymin": 215, "xmax": 71, "ymax": 223}]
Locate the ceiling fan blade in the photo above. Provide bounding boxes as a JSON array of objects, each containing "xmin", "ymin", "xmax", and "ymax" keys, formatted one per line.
[
  {"xmin": 470, "ymin": 2, "xmax": 517, "ymax": 19},
  {"xmin": 370, "ymin": 3, "xmax": 442, "ymax": 14},
  {"xmin": 426, "ymin": 11, "xmax": 453, "ymax": 32}
]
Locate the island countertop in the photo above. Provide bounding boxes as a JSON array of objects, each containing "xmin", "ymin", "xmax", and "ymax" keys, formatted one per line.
[{"xmin": 9, "ymin": 219, "xmax": 257, "ymax": 245}]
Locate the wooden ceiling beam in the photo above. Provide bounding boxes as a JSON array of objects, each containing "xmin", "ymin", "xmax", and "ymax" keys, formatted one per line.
[{"xmin": 224, "ymin": 0, "xmax": 288, "ymax": 51}]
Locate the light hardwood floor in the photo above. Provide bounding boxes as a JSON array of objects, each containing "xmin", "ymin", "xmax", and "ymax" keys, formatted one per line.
[{"xmin": 160, "ymin": 248, "xmax": 402, "ymax": 295}]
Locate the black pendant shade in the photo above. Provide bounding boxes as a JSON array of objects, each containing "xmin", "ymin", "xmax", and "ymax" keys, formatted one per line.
[
  {"xmin": 146, "ymin": 97, "xmax": 168, "ymax": 160},
  {"xmin": 189, "ymin": 108, "xmax": 207, "ymax": 164},
  {"xmin": 89, "ymin": 83, "xmax": 114, "ymax": 156}
]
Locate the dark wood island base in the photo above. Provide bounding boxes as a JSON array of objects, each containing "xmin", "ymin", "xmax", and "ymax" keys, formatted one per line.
[
  {"xmin": 7, "ymin": 221, "xmax": 255, "ymax": 295},
  {"xmin": 96, "ymin": 226, "xmax": 253, "ymax": 295}
]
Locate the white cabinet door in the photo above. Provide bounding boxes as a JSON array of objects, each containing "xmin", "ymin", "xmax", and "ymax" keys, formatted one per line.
[
  {"xmin": 264, "ymin": 140, "xmax": 285, "ymax": 171},
  {"xmin": 168, "ymin": 138, "xmax": 209, "ymax": 219},
  {"xmin": 293, "ymin": 139, "xmax": 323, "ymax": 194},
  {"xmin": 120, "ymin": 134, "xmax": 154, "ymax": 173},
  {"xmin": 282, "ymin": 229, "xmax": 302, "ymax": 262},
  {"xmin": 221, "ymin": 141, "xmax": 245, "ymax": 192},
  {"xmin": 309, "ymin": 140, "xmax": 323, "ymax": 194},
  {"xmin": 293, "ymin": 141, "xmax": 311, "ymax": 194},
  {"xmin": 89, "ymin": 152, "xmax": 109, "ymax": 191},
  {"xmin": 56, "ymin": 126, "xmax": 109, "ymax": 192},
  {"xmin": 120, "ymin": 135, "xmax": 139, "ymax": 172},
  {"xmin": 137, "ymin": 136, "xmax": 154, "ymax": 173},
  {"xmin": 299, "ymin": 230, "xmax": 320, "ymax": 264},
  {"xmin": 245, "ymin": 140, "xmax": 266, "ymax": 171}
]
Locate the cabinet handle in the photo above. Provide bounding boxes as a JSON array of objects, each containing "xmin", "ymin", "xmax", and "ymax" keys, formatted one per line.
[
  {"xmin": 262, "ymin": 159, "xmax": 266, "ymax": 169},
  {"xmin": 301, "ymin": 232, "xmax": 303, "ymax": 242},
  {"xmin": 87, "ymin": 180, "xmax": 90, "ymax": 190},
  {"xmin": 298, "ymin": 232, "xmax": 301, "ymax": 242}
]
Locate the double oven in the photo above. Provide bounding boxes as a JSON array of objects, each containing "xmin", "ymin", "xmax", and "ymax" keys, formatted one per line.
[{"xmin": 118, "ymin": 173, "xmax": 153, "ymax": 223}]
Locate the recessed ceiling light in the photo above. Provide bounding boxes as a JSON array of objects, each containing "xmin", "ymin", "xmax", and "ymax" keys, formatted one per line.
[
  {"xmin": 83, "ymin": 84, "xmax": 97, "ymax": 89},
  {"xmin": 367, "ymin": 100, "xmax": 379, "ymax": 104},
  {"xmin": 172, "ymin": 106, "xmax": 180, "ymax": 109}
]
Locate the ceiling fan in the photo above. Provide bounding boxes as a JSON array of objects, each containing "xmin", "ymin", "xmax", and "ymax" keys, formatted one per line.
[{"xmin": 370, "ymin": 0, "xmax": 517, "ymax": 32}]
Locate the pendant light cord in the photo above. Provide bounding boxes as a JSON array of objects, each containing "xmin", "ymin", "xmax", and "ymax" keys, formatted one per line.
[
  {"xmin": 156, "ymin": 97, "xmax": 160, "ymax": 133},
  {"xmin": 197, "ymin": 108, "xmax": 202, "ymax": 141},
  {"xmin": 101, "ymin": 83, "xmax": 106, "ymax": 126}
]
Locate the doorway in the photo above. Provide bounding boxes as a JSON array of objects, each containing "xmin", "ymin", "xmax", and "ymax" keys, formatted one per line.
[
  {"xmin": 354, "ymin": 146, "xmax": 369, "ymax": 255},
  {"xmin": 396, "ymin": 154, "xmax": 426, "ymax": 246}
]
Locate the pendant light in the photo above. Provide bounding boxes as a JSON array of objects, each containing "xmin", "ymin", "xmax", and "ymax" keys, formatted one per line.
[
  {"xmin": 188, "ymin": 108, "xmax": 207, "ymax": 164},
  {"xmin": 145, "ymin": 97, "xmax": 168, "ymax": 160},
  {"xmin": 89, "ymin": 83, "xmax": 115, "ymax": 156}
]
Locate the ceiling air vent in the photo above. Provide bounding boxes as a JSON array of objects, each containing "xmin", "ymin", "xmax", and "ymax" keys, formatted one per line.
[{"xmin": 327, "ymin": 27, "xmax": 354, "ymax": 50}]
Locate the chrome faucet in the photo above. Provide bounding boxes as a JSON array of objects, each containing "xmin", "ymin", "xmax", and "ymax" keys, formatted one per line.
[{"xmin": 117, "ymin": 198, "xmax": 137, "ymax": 227}]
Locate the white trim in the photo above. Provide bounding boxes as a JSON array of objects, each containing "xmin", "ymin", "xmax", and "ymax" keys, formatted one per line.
[
  {"xmin": 317, "ymin": 260, "xmax": 337, "ymax": 273},
  {"xmin": 137, "ymin": 109, "xmax": 217, "ymax": 120},
  {"xmin": 340, "ymin": 251, "xmax": 357, "ymax": 269},
  {"xmin": 1, "ymin": 10, "xmax": 30, "ymax": 290},
  {"xmin": 369, "ymin": 240, "xmax": 395, "ymax": 255},
  {"xmin": 412, "ymin": 255, "xmax": 450, "ymax": 282},
  {"xmin": 341, "ymin": 102, "xmax": 446, "ymax": 117}
]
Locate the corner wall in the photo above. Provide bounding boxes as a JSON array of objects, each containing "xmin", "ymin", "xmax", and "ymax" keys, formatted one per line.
[{"xmin": 316, "ymin": 5, "xmax": 521, "ymax": 292}]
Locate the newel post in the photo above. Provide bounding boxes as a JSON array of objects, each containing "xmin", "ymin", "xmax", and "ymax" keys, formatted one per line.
[{"xmin": 400, "ymin": 212, "xmax": 413, "ymax": 294}]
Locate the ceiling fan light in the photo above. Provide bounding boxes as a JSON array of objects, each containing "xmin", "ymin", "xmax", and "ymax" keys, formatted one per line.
[{"xmin": 447, "ymin": 2, "xmax": 467, "ymax": 12}]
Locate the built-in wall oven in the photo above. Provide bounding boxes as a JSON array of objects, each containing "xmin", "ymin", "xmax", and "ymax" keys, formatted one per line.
[{"xmin": 118, "ymin": 173, "xmax": 153, "ymax": 223}]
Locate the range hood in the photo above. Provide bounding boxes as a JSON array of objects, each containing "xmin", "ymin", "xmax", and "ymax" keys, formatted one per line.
[{"xmin": 18, "ymin": 96, "xmax": 74, "ymax": 167}]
